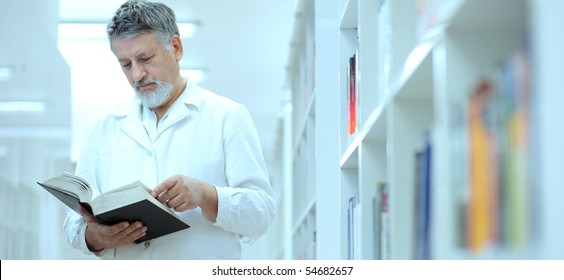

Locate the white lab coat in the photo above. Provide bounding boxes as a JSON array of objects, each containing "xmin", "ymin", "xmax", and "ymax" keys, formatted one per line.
[{"xmin": 63, "ymin": 81, "xmax": 276, "ymax": 259}]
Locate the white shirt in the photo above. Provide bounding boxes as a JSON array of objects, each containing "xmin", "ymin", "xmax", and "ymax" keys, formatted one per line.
[{"xmin": 63, "ymin": 80, "xmax": 276, "ymax": 259}]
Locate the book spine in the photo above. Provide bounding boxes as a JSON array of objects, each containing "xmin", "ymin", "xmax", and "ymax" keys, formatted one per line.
[
  {"xmin": 380, "ymin": 183, "xmax": 390, "ymax": 259},
  {"xmin": 347, "ymin": 196, "xmax": 355, "ymax": 259},
  {"xmin": 348, "ymin": 54, "xmax": 357, "ymax": 141},
  {"xmin": 413, "ymin": 132, "xmax": 432, "ymax": 259}
]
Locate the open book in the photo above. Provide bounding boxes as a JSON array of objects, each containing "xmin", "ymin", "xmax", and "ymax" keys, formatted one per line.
[{"xmin": 37, "ymin": 172, "xmax": 189, "ymax": 243}]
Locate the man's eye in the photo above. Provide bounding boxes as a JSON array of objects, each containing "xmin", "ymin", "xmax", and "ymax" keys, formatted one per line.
[
  {"xmin": 140, "ymin": 56, "xmax": 152, "ymax": 63},
  {"xmin": 121, "ymin": 63, "xmax": 131, "ymax": 69}
]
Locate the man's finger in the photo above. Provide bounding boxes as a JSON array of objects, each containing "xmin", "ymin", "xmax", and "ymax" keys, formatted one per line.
[
  {"xmin": 151, "ymin": 176, "xmax": 177, "ymax": 198},
  {"xmin": 102, "ymin": 221, "xmax": 131, "ymax": 237},
  {"xmin": 117, "ymin": 222, "xmax": 147, "ymax": 243}
]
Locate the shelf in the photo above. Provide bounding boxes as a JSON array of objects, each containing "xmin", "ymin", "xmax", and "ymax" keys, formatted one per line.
[
  {"xmin": 285, "ymin": 0, "xmax": 564, "ymax": 260},
  {"xmin": 339, "ymin": 0, "xmax": 358, "ymax": 29},
  {"xmin": 363, "ymin": 106, "xmax": 387, "ymax": 142},
  {"xmin": 293, "ymin": 197, "xmax": 316, "ymax": 234},
  {"xmin": 392, "ymin": 37, "xmax": 436, "ymax": 101},
  {"xmin": 292, "ymin": 93, "xmax": 315, "ymax": 156},
  {"xmin": 340, "ymin": 105, "xmax": 386, "ymax": 168}
]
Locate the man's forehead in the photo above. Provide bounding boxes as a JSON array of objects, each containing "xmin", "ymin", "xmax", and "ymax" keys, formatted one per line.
[{"xmin": 112, "ymin": 33, "xmax": 160, "ymax": 58}]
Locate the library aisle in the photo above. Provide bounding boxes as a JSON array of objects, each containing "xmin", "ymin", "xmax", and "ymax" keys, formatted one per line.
[{"xmin": 275, "ymin": 0, "xmax": 564, "ymax": 260}]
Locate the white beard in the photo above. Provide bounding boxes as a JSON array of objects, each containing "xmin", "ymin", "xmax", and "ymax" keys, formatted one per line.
[{"xmin": 134, "ymin": 79, "xmax": 173, "ymax": 108}]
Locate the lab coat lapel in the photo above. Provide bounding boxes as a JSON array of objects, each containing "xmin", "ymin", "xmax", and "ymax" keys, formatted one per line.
[
  {"xmin": 157, "ymin": 81, "xmax": 203, "ymax": 134},
  {"xmin": 157, "ymin": 103, "xmax": 190, "ymax": 134},
  {"xmin": 119, "ymin": 103, "xmax": 152, "ymax": 152}
]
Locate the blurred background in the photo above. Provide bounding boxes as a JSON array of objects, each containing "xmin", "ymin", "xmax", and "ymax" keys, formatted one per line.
[{"xmin": 0, "ymin": 0, "xmax": 294, "ymax": 259}]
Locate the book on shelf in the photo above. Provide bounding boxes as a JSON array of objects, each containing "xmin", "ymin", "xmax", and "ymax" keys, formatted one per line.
[
  {"xmin": 347, "ymin": 195, "xmax": 361, "ymax": 259},
  {"xmin": 375, "ymin": 182, "xmax": 391, "ymax": 260},
  {"xmin": 347, "ymin": 196, "xmax": 355, "ymax": 260},
  {"xmin": 467, "ymin": 77, "xmax": 493, "ymax": 253},
  {"xmin": 373, "ymin": 181, "xmax": 384, "ymax": 259},
  {"xmin": 305, "ymin": 230, "xmax": 317, "ymax": 260},
  {"xmin": 347, "ymin": 52, "xmax": 358, "ymax": 142},
  {"xmin": 353, "ymin": 197, "xmax": 361, "ymax": 259},
  {"xmin": 37, "ymin": 172, "xmax": 190, "ymax": 243},
  {"xmin": 413, "ymin": 132, "xmax": 432, "ymax": 260}
]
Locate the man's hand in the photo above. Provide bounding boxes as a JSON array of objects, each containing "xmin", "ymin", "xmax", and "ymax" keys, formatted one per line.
[
  {"xmin": 79, "ymin": 208, "xmax": 147, "ymax": 252},
  {"xmin": 151, "ymin": 174, "xmax": 218, "ymax": 221}
]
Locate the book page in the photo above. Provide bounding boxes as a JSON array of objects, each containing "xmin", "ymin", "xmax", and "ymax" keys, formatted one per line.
[
  {"xmin": 39, "ymin": 172, "xmax": 92, "ymax": 203},
  {"xmin": 91, "ymin": 181, "xmax": 179, "ymax": 218}
]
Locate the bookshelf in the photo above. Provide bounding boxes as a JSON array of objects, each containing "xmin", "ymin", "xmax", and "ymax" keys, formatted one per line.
[
  {"xmin": 286, "ymin": 0, "xmax": 564, "ymax": 259},
  {"xmin": 287, "ymin": 0, "xmax": 343, "ymax": 259}
]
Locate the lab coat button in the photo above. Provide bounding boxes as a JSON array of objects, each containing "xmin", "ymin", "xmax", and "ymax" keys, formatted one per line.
[{"xmin": 144, "ymin": 241, "xmax": 150, "ymax": 248}]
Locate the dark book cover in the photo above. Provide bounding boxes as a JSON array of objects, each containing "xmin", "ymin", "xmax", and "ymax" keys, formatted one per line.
[
  {"xmin": 95, "ymin": 200, "xmax": 190, "ymax": 243},
  {"xmin": 38, "ymin": 182, "xmax": 94, "ymax": 214}
]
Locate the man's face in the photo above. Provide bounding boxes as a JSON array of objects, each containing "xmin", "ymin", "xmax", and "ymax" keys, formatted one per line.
[{"xmin": 111, "ymin": 32, "xmax": 182, "ymax": 107}]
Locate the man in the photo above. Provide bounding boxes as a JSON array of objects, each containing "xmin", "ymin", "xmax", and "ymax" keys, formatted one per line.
[{"xmin": 63, "ymin": 0, "xmax": 276, "ymax": 259}]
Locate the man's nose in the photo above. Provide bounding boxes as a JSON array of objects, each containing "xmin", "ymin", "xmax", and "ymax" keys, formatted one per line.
[{"xmin": 131, "ymin": 62, "xmax": 146, "ymax": 82}]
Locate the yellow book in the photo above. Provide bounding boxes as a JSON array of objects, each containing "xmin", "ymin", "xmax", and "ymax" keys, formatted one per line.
[{"xmin": 467, "ymin": 80, "xmax": 492, "ymax": 253}]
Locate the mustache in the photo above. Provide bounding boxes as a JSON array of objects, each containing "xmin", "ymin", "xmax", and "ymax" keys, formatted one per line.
[{"xmin": 134, "ymin": 78, "xmax": 159, "ymax": 88}]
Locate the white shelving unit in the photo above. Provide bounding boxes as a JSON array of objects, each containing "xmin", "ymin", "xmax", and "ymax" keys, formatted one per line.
[
  {"xmin": 286, "ymin": 0, "xmax": 564, "ymax": 260},
  {"xmin": 287, "ymin": 0, "xmax": 343, "ymax": 259}
]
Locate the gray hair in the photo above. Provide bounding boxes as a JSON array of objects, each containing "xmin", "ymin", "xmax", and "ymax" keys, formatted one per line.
[{"xmin": 107, "ymin": 0, "xmax": 179, "ymax": 50}]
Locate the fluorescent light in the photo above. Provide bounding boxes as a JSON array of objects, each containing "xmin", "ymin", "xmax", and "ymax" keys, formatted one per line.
[
  {"xmin": 178, "ymin": 23, "xmax": 198, "ymax": 38},
  {"xmin": 0, "ymin": 127, "xmax": 70, "ymax": 139},
  {"xmin": 180, "ymin": 69, "xmax": 206, "ymax": 83},
  {"xmin": 284, "ymin": 102, "xmax": 293, "ymax": 113},
  {"xmin": 0, "ymin": 67, "xmax": 14, "ymax": 81},
  {"xmin": 58, "ymin": 23, "xmax": 107, "ymax": 40},
  {"xmin": 58, "ymin": 22, "xmax": 198, "ymax": 40},
  {"xmin": 0, "ymin": 101, "xmax": 45, "ymax": 113}
]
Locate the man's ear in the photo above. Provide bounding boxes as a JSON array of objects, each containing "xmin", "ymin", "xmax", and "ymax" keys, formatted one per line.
[{"xmin": 171, "ymin": 35, "xmax": 183, "ymax": 62}]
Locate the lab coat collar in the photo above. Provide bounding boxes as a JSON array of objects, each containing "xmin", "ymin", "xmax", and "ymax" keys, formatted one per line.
[
  {"xmin": 181, "ymin": 79, "xmax": 204, "ymax": 111},
  {"xmin": 109, "ymin": 78, "xmax": 204, "ymax": 151}
]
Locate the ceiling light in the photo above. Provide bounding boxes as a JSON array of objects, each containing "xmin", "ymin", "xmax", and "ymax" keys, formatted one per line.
[
  {"xmin": 0, "ymin": 67, "xmax": 14, "ymax": 81},
  {"xmin": 178, "ymin": 23, "xmax": 198, "ymax": 38},
  {"xmin": 58, "ymin": 23, "xmax": 107, "ymax": 40},
  {"xmin": 0, "ymin": 101, "xmax": 45, "ymax": 113},
  {"xmin": 180, "ymin": 69, "xmax": 206, "ymax": 83},
  {"xmin": 58, "ymin": 22, "xmax": 198, "ymax": 41},
  {"xmin": 284, "ymin": 102, "xmax": 293, "ymax": 113}
]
